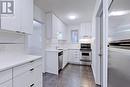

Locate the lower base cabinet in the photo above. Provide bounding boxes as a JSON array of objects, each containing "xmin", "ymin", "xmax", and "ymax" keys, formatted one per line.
[
  {"xmin": 13, "ymin": 71, "xmax": 32, "ymax": 87},
  {"xmin": 68, "ymin": 50, "xmax": 80, "ymax": 64},
  {"xmin": 0, "ymin": 80, "xmax": 12, "ymax": 87},
  {"xmin": 0, "ymin": 58, "xmax": 42, "ymax": 87},
  {"xmin": 13, "ymin": 65, "xmax": 42, "ymax": 87},
  {"xmin": 31, "ymin": 65, "xmax": 42, "ymax": 87},
  {"xmin": 63, "ymin": 50, "xmax": 68, "ymax": 68},
  {"xmin": 13, "ymin": 59, "xmax": 42, "ymax": 87}
]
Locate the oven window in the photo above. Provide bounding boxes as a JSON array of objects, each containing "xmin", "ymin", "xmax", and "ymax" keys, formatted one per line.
[{"xmin": 82, "ymin": 53, "xmax": 89, "ymax": 56}]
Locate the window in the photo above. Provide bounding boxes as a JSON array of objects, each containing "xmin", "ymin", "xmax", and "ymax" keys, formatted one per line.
[{"xmin": 71, "ymin": 30, "xmax": 79, "ymax": 43}]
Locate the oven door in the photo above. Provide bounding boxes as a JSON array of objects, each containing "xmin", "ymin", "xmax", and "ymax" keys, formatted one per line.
[{"xmin": 80, "ymin": 51, "xmax": 92, "ymax": 65}]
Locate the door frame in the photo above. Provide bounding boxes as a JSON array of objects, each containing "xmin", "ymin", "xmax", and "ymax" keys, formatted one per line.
[
  {"xmin": 96, "ymin": 0, "xmax": 103, "ymax": 86},
  {"xmin": 95, "ymin": 0, "xmax": 110, "ymax": 87}
]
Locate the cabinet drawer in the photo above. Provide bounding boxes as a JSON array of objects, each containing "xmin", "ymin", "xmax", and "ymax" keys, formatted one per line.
[
  {"xmin": 32, "ymin": 59, "xmax": 42, "ymax": 68},
  {"xmin": 13, "ymin": 59, "xmax": 42, "ymax": 77},
  {"xmin": 32, "ymin": 65, "xmax": 42, "ymax": 87},
  {"xmin": 13, "ymin": 63, "xmax": 31, "ymax": 77},
  {"xmin": 0, "ymin": 69, "xmax": 12, "ymax": 84},
  {"xmin": 0, "ymin": 80, "xmax": 12, "ymax": 87}
]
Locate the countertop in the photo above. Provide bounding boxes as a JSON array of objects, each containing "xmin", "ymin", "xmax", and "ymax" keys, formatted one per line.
[
  {"xmin": 45, "ymin": 49, "xmax": 62, "ymax": 52},
  {"xmin": 0, "ymin": 55, "xmax": 42, "ymax": 72},
  {"xmin": 45, "ymin": 48, "xmax": 80, "ymax": 52}
]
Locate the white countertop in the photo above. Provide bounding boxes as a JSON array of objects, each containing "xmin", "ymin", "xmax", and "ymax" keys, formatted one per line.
[
  {"xmin": 45, "ymin": 49, "xmax": 61, "ymax": 52},
  {"xmin": 46, "ymin": 48, "xmax": 80, "ymax": 52},
  {"xmin": 0, "ymin": 55, "xmax": 42, "ymax": 72}
]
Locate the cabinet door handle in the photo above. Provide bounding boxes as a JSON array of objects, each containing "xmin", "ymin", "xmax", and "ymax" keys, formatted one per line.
[
  {"xmin": 30, "ymin": 83, "xmax": 34, "ymax": 87},
  {"xmin": 30, "ymin": 60, "xmax": 34, "ymax": 63},
  {"xmin": 30, "ymin": 68, "xmax": 34, "ymax": 71}
]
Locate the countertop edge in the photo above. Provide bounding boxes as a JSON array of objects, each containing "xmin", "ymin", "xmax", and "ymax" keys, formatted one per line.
[{"xmin": 0, "ymin": 55, "xmax": 42, "ymax": 72}]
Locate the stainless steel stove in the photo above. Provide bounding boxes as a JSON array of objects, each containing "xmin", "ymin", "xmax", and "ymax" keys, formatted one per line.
[{"xmin": 80, "ymin": 43, "xmax": 92, "ymax": 65}]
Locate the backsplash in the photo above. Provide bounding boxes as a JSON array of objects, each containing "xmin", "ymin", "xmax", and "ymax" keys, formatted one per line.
[
  {"xmin": 0, "ymin": 30, "xmax": 25, "ymax": 44},
  {"xmin": 0, "ymin": 30, "xmax": 26, "ymax": 56},
  {"xmin": 0, "ymin": 44, "xmax": 25, "ymax": 56}
]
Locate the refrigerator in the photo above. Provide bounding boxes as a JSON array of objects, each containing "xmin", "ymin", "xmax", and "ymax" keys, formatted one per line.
[{"xmin": 108, "ymin": 0, "xmax": 130, "ymax": 87}]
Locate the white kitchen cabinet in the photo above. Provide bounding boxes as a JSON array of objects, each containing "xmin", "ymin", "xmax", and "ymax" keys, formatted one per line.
[
  {"xmin": 13, "ymin": 59, "xmax": 42, "ymax": 87},
  {"xmin": 13, "ymin": 70, "xmax": 32, "ymax": 87},
  {"xmin": 46, "ymin": 13, "xmax": 66, "ymax": 40},
  {"xmin": 21, "ymin": 0, "xmax": 33, "ymax": 34},
  {"xmin": 0, "ymin": 69, "xmax": 12, "ymax": 87},
  {"xmin": 32, "ymin": 65, "xmax": 42, "ymax": 87},
  {"xmin": 1, "ymin": 0, "xmax": 33, "ymax": 34},
  {"xmin": 1, "ymin": 0, "xmax": 21, "ymax": 32},
  {"xmin": 0, "ymin": 80, "xmax": 12, "ymax": 87},
  {"xmin": 46, "ymin": 13, "xmax": 53, "ymax": 39},
  {"xmin": 0, "ymin": 69, "xmax": 12, "ymax": 84},
  {"xmin": 45, "ymin": 51, "xmax": 58, "ymax": 75},
  {"xmin": 79, "ymin": 23, "xmax": 92, "ymax": 39},
  {"xmin": 13, "ymin": 65, "xmax": 42, "ymax": 87},
  {"xmin": 68, "ymin": 50, "xmax": 81, "ymax": 64},
  {"xmin": 63, "ymin": 50, "xmax": 68, "ymax": 68}
]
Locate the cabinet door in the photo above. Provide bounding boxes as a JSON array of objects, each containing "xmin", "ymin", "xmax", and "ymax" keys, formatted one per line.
[
  {"xmin": 0, "ymin": 69, "xmax": 12, "ymax": 85},
  {"xmin": 68, "ymin": 50, "xmax": 80, "ymax": 64},
  {"xmin": 63, "ymin": 51, "xmax": 68, "ymax": 68},
  {"xmin": 80, "ymin": 23, "xmax": 91, "ymax": 38},
  {"xmin": 21, "ymin": 0, "xmax": 33, "ymax": 34},
  {"xmin": 46, "ymin": 13, "xmax": 52, "ymax": 39},
  {"xmin": 1, "ymin": 0, "xmax": 21, "ymax": 32},
  {"xmin": 68, "ymin": 50, "xmax": 74, "ymax": 63},
  {"xmin": 0, "ymin": 80, "xmax": 12, "ymax": 87},
  {"xmin": 32, "ymin": 65, "xmax": 42, "ymax": 87},
  {"xmin": 73, "ymin": 50, "xmax": 80, "ymax": 63},
  {"xmin": 13, "ymin": 71, "xmax": 32, "ymax": 87}
]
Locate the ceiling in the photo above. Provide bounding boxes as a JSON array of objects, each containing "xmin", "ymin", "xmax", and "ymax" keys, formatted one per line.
[{"xmin": 34, "ymin": 0, "xmax": 96, "ymax": 25}]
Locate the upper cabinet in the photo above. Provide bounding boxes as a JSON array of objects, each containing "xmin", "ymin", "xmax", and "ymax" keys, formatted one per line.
[
  {"xmin": 46, "ymin": 13, "xmax": 53, "ymax": 39},
  {"xmin": 1, "ymin": 0, "xmax": 33, "ymax": 34},
  {"xmin": 46, "ymin": 13, "xmax": 66, "ymax": 40},
  {"xmin": 79, "ymin": 23, "xmax": 92, "ymax": 39}
]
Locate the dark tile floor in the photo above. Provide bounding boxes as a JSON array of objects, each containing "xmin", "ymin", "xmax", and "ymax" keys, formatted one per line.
[{"xmin": 43, "ymin": 64, "xmax": 99, "ymax": 87}]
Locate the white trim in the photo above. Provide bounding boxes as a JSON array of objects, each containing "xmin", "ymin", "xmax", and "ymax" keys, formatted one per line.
[
  {"xmin": 103, "ymin": 0, "xmax": 109, "ymax": 87},
  {"xmin": 91, "ymin": 0, "xmax": 102, "ymax": 85}
]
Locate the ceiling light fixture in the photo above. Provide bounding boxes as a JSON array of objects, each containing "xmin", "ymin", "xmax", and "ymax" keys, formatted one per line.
[
  {"xmin": 68, "ymin": 15, "xmax": 77, "ymax": 20},
  {"xmin": 109, "ymin": 11, "xmax": 130, "ymax": 16}
]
